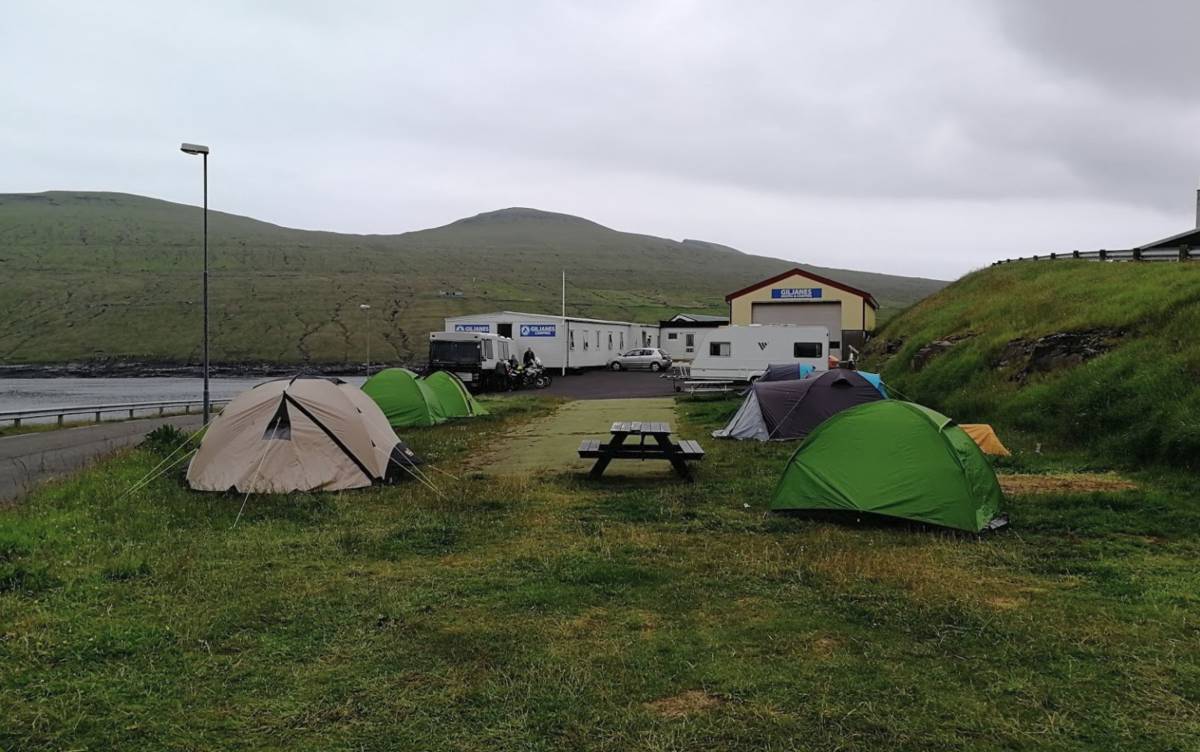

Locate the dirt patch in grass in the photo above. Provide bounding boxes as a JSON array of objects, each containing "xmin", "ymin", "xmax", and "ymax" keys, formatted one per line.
[
  {"xmin": 646, "ymin": 690, "xmax": 724, "ymax": 719},
  {"xmin": 984, "ymin": 595, "xmax": 1026, "ymax": 611},
  {"xmin": 998, "ymin": 473, "xmax": 1138, "ymax": 495}
]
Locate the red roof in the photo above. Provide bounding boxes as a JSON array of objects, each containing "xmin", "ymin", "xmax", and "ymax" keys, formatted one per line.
[{"xmin": 724, "ymin": 267, "xmax": 879, "ymax": 309}]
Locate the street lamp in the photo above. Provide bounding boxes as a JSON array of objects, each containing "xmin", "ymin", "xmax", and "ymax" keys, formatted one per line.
[
  {"xmin": 359, "ymin": 304, "xmax": 371, "ymax": 375},
  {"xmin": 180, "ymin": 142, "xmax": 211, "ymax": 424}
]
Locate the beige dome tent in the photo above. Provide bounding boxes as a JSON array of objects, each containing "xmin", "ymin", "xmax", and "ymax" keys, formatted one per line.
[{"xmin": 187, "ymin": 377, "xmax": 421, "ymax": 493}]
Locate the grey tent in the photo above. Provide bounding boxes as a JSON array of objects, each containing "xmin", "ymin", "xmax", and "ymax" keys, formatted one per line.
[{"xmin": 712, "ymin": 369, "xmax": 885, "ymax": 441}]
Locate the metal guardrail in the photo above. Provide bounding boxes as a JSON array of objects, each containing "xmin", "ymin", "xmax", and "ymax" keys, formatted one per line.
[
  {"xmin": 994, "ymin": 247, "xmax": 1194, "ymax": 265},
  {"xmin": 0, "ymin": 398, "xmax": 231, "ymax": 428}
]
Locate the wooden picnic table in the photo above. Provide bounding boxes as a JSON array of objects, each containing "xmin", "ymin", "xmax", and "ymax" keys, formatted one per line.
[{"xmin": 578, "ymin": 421, "xmax": 704, "ymax": 480}]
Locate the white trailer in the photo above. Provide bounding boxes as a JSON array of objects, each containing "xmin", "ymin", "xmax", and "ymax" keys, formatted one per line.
[
  {"xmin": 442, "ymin": 311, "xmax": 659, "ymax": 371},
  {"xmin": 688, "ymin": 325, "xmax": 829, "ymax": 382}
]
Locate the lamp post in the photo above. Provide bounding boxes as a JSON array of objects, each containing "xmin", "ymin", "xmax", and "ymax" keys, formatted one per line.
[
  {"xmin": 180, "ymin": 142, "xmax": 210, "ymax": 424},
  {"xmin": 360, "ymin": 304, "xmax": 371, "ymax": 375}
]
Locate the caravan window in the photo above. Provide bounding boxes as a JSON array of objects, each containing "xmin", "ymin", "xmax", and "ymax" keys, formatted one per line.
[
  {"xmin": 608, "ymin": 333, "xmax": 613, "ymax": 350},
  {"xmin": 667, "ymin": 332, "xmax": 677, "ymax": 340},
  {"xmin": 794, "ymin": 342, "xmax": 823, "ymax": 358},
  {"xmin": 709, "ymin": 342, "xmax": 731, "ymax": 357},
  {"xmin": 620, "ymin": 332, "xmax": 625, "ymax": 349},
  {"xmin": 569, "ymin": 329, "xmax": 575, "ymax": 351},
  {"xmin": 595, "ymin": 330, "xmax": 600, "ymax": 348},
  {"xmin": 685, "ymin": 334, "xmax": 695, "ymax": 352},
  {"xmin": 482, "ymin": 339, "xmax": 493, "ymax": 360}
]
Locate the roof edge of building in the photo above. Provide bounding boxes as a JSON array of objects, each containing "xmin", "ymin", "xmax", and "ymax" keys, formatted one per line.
[{"xmin": 724, "ymin": 267, "xmax": 879, "ymax": 309}]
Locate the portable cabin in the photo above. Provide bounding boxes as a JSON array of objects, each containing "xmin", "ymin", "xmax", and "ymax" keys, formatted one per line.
[{"xmin": 441, "ymin": 311, "xmax": 660, "ymax": 371}]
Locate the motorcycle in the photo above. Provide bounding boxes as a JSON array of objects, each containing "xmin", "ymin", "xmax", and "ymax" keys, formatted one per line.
[{"xmin": 507, "ymin": 360, "xmax": 553, "ymax": 390}]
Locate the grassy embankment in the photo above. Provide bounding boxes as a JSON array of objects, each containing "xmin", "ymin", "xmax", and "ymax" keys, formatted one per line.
[
  {"xmin": 3, "ymin": 394, "xmax": 1198, "ymax": 750},
  {"xmin": 867, "ymin": 260, "xmax": 1200, "ymax": 470}
]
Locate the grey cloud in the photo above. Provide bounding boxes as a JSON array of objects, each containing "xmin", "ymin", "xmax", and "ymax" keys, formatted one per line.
[{"xmin": 2, "ymin": 1, "xmax": 1197, "ymax": 278}]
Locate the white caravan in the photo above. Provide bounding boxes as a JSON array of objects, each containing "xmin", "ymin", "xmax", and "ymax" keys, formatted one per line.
[{"xmin": 688, "ymin": 325, "xmax": 829, "ymax": 382}]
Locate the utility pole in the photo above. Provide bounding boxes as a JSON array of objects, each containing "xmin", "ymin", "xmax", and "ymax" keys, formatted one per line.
[
  {"xmin": 561, "ymin": 270, "xmax": 567, "ymax": 376},
  {"xmin": 360, "ymin": 304, "xmax": 372, "ymax": 375},
  {"xmin": 180, "ymin": 142, "xmax": 211, "ymax": 424}
]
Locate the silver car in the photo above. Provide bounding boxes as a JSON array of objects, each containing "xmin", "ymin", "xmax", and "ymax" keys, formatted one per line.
[{"xmin": 609, "ymin": 348, "xmax": 672, "ymax": 372}]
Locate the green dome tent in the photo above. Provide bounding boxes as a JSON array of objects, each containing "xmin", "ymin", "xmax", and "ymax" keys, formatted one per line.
[
  {"xmin": 771, "ymin": 401, "xmax": 1004, "ymax": 532},
  {"xmin": 362, "ymin": 368, "xmax": 446, "ymax": 428},
  {"xmin": 424, "ymin": 370, "xmax": 488, "ymax": 419}
]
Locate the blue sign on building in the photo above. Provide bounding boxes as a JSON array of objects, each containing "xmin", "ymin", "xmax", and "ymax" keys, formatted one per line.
[
  {"xmin": 771, "ymin": 287, "xmax": 823, "ymax": 300},
  {"xmin": 520, "ymin": 323, "xmax": 557, "ymax": 337},
  {"xmin": 454, "ymin": 323, "xmax": 491, "ymax": 333}
]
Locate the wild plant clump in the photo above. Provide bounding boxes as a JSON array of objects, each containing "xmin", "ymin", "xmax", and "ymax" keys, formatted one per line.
[{"xmin": 141, "ymin": 424, "xmax": 192, "ymax": 458}]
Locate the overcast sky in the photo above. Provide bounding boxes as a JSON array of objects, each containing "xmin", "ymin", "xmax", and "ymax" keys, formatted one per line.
[{"xmin": 4, "ymin": 1, "xmax": 1198, "ymax": 279}]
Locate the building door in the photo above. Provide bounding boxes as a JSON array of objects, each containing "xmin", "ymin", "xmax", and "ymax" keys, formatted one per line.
[
  {"xmin": 497, "ymin": 323, "xmax": 512, "ymax": 338},
  {"xmin": 751, "ymin": 302, "xmax": 842, "ymax": 354}
]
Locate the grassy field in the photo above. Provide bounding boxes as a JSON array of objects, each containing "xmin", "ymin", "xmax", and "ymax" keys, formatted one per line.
[
  {"xmin": 3, "ymin": 394, "xmax": 1198, "ymax": 750},
  {"xmin": 864, "ymin": 261, "xmax": 1200, "ymax": 470},
  {"xmin": 0, "ymin": 192, "xmax": 945, "ymax": 365}
]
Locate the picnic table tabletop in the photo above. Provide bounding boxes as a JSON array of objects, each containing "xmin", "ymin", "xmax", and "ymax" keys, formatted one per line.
[{"xmin": 609, "ymin": 421, "xmax": 671, "ymax": 435}]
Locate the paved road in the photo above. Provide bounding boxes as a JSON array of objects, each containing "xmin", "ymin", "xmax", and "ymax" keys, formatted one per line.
[
  {"xmin": 0, "ymin": 415, "xmax": 202, "ymax": 504},
  {"xmin": 519, "ymin": 370, "xmax": 677, "ymax": 400}
]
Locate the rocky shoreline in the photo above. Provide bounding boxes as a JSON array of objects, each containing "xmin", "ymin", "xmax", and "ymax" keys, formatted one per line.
[{"xmin": 0, "ymin": 361, "xmax": 391, "ymax": 379}]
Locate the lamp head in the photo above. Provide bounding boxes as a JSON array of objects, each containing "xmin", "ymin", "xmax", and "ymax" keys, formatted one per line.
[{"xmin": 180, "ymin": 142, "xmax": 210, "ymax": 155}]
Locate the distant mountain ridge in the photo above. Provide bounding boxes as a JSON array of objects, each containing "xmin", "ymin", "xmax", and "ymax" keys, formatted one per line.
[{"xmin": 0, "ymin": 191, "xmax": 947, "ymax": 365}]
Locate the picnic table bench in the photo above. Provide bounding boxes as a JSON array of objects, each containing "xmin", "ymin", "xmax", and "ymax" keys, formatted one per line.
[{"xmin": 578, "ymin": 421, "xmax": 704, "ymax": 480}]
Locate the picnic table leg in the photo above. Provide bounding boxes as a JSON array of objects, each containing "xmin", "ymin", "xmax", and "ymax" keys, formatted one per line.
[
  {"xmin": 589, "ymin": 431, "xmax": 629, "ymax": 478},
  {"xmin": 652, "ymin": 433, "xmax": 692, "ymax": 481}
]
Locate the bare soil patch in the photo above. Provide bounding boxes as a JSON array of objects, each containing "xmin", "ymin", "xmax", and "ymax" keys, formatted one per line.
[
  {"xmin": 646, "ymin": 690, "xmax": 724, "ymax": 719},
  {"xmin": 998, "ymin": 472, "xmax": 1137, "ymax": 495}
]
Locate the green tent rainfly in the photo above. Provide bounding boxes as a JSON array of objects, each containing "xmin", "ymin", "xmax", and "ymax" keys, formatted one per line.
[
  {"xmin": 771, "ymin": 400, "xmax": 1004, "ymax": 532},
  {"xmin": 423, "ymin": 370, "xmax": 488, "ymax": 419},
  {"xmin": 362, "ymin": 368, "xmax": 446, "ymax": 428}
]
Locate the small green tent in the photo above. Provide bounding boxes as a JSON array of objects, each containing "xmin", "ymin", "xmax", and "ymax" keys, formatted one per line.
[
  {"xmin": 771, "ymin": 401, "xmax": 1004, "ymax": 532},
  {"xmin": 424, "ymin": 370, "xmax": 488, "ymax": 419},
  {"xmin": 362, "ymin": 368, "xmax": 446, "ymax": 428}
]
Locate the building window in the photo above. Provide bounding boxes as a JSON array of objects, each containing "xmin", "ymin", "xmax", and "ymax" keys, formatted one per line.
[
  {"xmin": 685, "ymin": 333, "xmax": 695, "ymax": 353},
  {"xmin": 667, "ymin": 332, "xmax": 677, "ymax": 340},
  {"xmin": 709, "ymin": 342, "xmax": 731, "ymax": 357},
  {"xmin": 794, "ymin": 342, "xmax": 823, "ymax": 358},
  {"xmin": 829, "ymin": 340, "xmax": 841, "ymax": 350}
]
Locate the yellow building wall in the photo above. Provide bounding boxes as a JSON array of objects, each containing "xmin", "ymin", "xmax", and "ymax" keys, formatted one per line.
[{"xmin": 728, "ymin": 271, "xmax": 876, "ymax": 331}]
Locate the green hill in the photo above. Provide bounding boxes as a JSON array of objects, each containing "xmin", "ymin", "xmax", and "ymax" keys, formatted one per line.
[
  {"xmin": 0, "ymin": 191, "xmax": 945, "ymax": 365},
  {"xmin": 864, "ymin": 261, "xmax": 1200, "ymax": 469}
]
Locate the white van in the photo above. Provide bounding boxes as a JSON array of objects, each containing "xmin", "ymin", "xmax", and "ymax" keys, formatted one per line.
[
  {"xmin": 688, "ymin": 325, "xmax": 829, "ymax": 382},
  {"xmin": 429, "ymin": 331, "xmax": 514, "ymax": 391}
]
